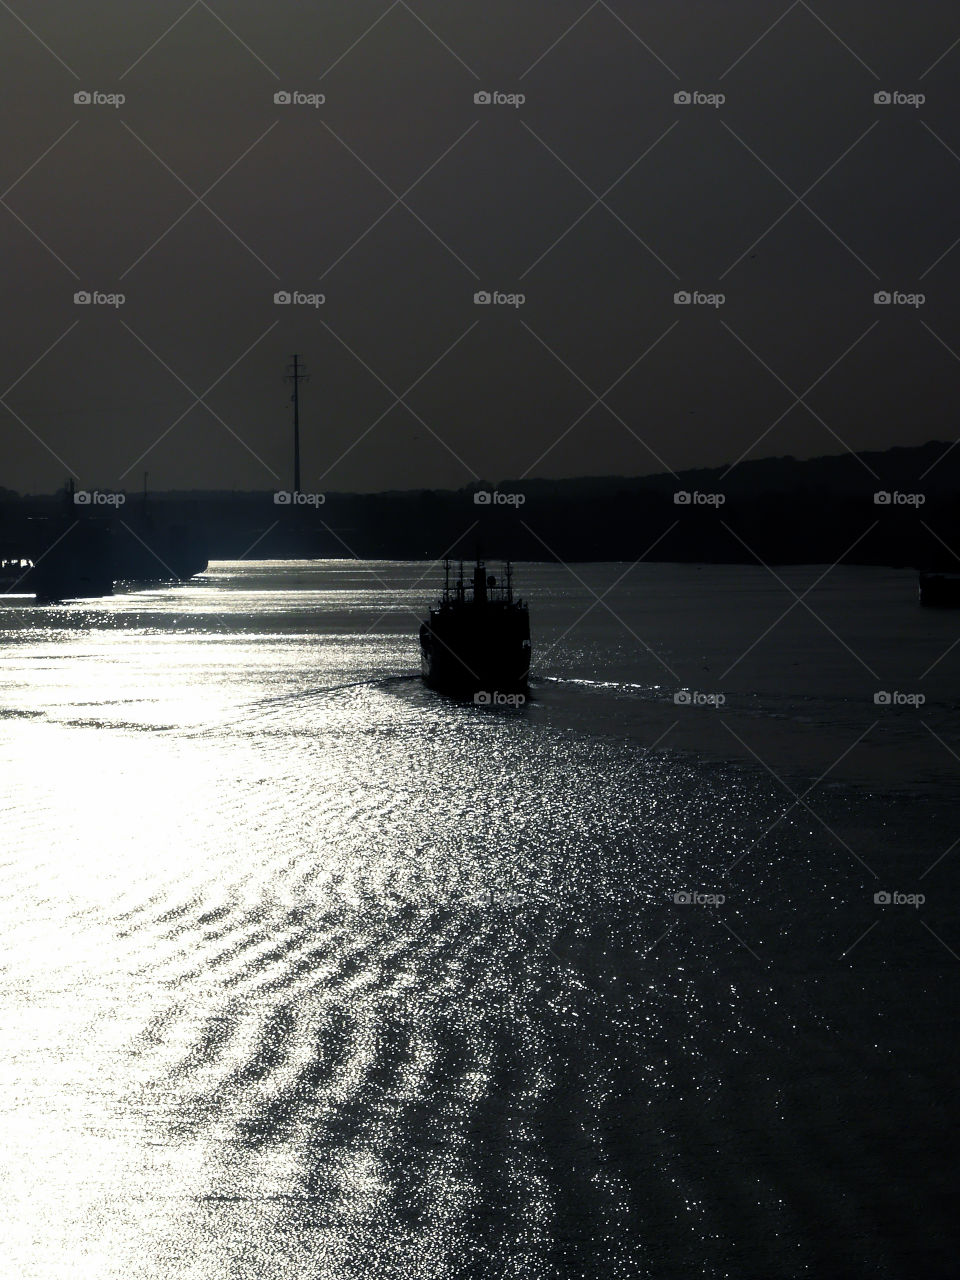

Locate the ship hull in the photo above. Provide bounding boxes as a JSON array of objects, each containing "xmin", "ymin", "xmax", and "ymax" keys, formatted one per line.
[
  {"xmin": 25, "ymin": 524, "xmax": 114, "ymax": 601},
  {"xmin": 419, "ymin": 610, "xmax": 530, "ymax": 697}
]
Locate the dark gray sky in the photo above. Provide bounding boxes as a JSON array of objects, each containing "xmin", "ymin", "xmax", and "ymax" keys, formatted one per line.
[{"xmin": 2, "ymin": 1, "xmax": 959, "ymax": 493}]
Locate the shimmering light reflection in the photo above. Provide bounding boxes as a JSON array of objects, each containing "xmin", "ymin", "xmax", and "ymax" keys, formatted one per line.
[{"xmin": 0, "ymin": 563, "xmax": 955, "ymax": 1278}]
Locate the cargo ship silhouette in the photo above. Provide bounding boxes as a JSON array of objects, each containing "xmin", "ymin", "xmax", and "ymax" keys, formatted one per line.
[{"xmin": 419, "ymin": 557, "xmax": 530, "ymax": 697}]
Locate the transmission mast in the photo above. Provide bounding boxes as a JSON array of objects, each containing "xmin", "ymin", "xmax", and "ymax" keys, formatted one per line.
[{"xmin": 285, "ymin": 354, "xmax": 309, "ymax": 492}]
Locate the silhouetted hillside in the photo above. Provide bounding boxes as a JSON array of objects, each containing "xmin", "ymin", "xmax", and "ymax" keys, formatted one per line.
[{"xmin": 2, "ymin": 442, "xmax": 958, "ymax": 567}]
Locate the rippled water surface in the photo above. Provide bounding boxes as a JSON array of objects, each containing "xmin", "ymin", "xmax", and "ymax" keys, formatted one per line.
[{"xmin": 1, "ymin": 561, "xmax": 957, "ymax": 1278}]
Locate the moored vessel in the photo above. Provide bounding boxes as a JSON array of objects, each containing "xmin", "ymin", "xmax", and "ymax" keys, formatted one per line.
[{"xmin": 918, "ymin": 571, "xmax": 960, "ymax": 608}]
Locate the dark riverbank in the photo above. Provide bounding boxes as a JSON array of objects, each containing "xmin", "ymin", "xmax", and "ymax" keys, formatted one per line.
[{"xmin": 4, "ymin": 441, "xmax": 959, "ymax": 566}]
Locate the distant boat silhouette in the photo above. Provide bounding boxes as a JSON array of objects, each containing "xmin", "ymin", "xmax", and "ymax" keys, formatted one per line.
[
  {"xmin": 419, "ymin": 557, "xmax": 530, "ymax": 698},
  {"xmin": 21, "ymin": 481, "xmax": 114, "ymax": 601},
  {"xmin": 0, "ymin": 479, "xmax": 208, "ymax": 600},
  {"xmin": 918, "ymin": 571, "xmax": 960, "ymax": 608}
]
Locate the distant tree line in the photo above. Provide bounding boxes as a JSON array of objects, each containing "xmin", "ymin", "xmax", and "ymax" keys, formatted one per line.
[{"xmin": 1, "ymin": 441, "xmax": 959, "ymax": 567}]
